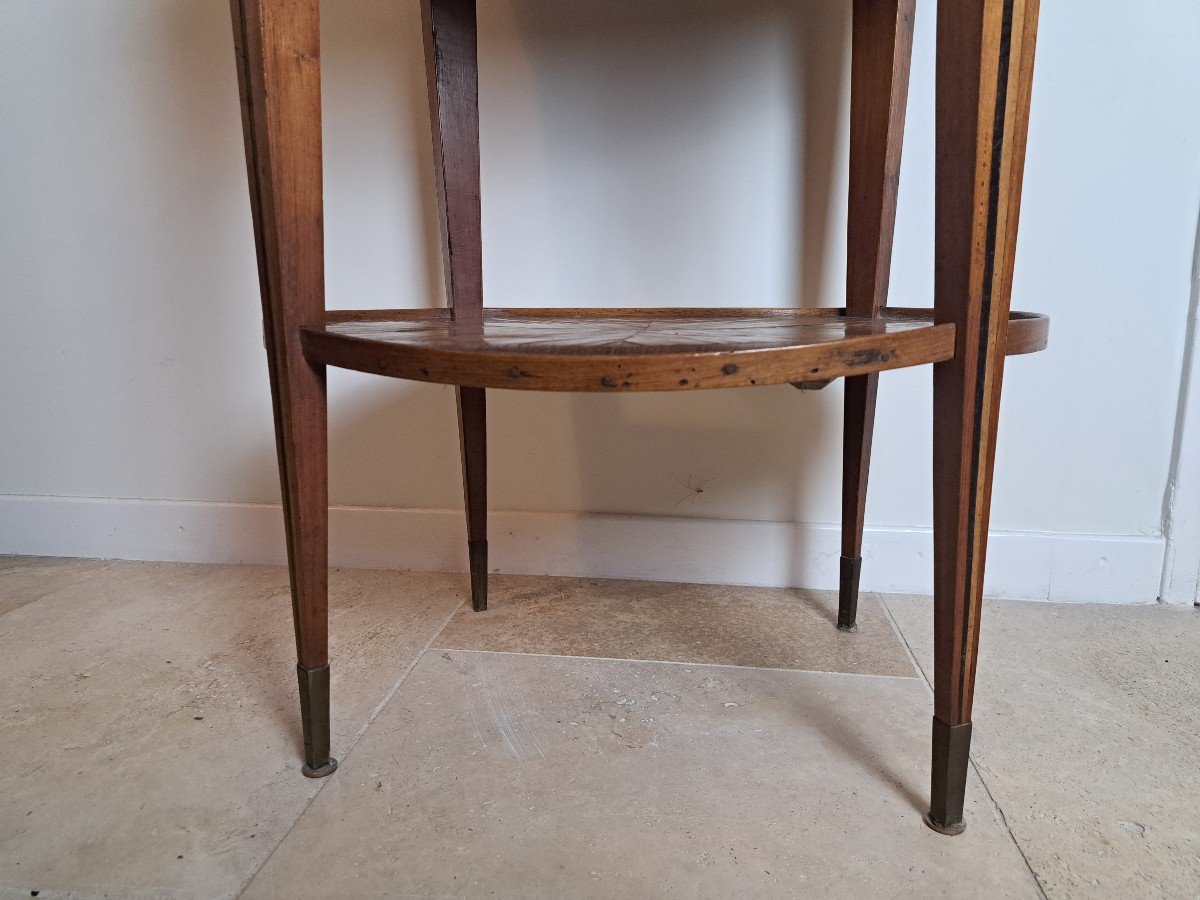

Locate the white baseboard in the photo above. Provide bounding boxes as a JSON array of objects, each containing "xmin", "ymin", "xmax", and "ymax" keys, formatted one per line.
[{"xmin": 0, "ymin": 494, "xmax": 1165, "ymax": 604}]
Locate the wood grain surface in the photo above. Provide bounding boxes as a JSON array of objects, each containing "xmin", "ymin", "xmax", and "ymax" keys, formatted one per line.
[
  {"xmin": 302, "ymin": 307, "xmax": 1045, "ymax": 392},
  {"xmin": 927, "ymin": 0, "xmax": 1041, "ymax": 832},
  {"xmin": 230, "ymin": 0, "xmax": 329, "ymax": 670},
  {"xmin": 841, "ymin": 0, "xmax": 917, "ymax": 621}
]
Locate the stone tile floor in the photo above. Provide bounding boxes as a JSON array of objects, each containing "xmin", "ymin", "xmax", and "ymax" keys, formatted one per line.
[{"xmin": 1, "ymin": 557, "xmax": 1196, "ymax": 898}]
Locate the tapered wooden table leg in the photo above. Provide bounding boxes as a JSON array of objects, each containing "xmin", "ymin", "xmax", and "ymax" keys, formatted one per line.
[
  {"xmin": 839, "ymin": 0, "xmax": 914, "ymax": 631},
  {"xmin": 231, "ymin": 0, "xmax": 335, "ymax": 777},
  {"xmin": 423, "ymin": 0, "xmax": 489, "ymax": 612},
  {"xmin": 928, "ymin": 0, "xmax": 1039, "ymax": 832},
  {"xmin": 840, "ymin": 372, "xmax": 877, "ymax": 631},
  {"xmin": 458, "ymin": 386, "xmax": 488, "ymax": 611}
]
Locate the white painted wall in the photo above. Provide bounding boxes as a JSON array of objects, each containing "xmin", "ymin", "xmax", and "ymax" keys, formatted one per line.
[
  {"xmin": 2, "ymin": 1, "xmax": 1198, "ymax": 603},
  {"xmin": 1159, "ymin": 214, "xmax": 1200, "ymax": 604}
]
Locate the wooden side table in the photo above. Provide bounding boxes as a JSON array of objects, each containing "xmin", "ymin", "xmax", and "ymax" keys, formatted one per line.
[{"xmin": 229, "ymin": 0, "xmax": 1046, "ymax": 835}]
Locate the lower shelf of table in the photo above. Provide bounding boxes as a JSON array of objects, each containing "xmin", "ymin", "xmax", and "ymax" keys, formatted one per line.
[{"xmin": 300, "ymin": 307, "xmax": 1048, "ymax": 392}]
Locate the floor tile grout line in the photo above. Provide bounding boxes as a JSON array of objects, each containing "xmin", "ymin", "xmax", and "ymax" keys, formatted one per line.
[
  {"xmin": 876, "ymin": 592, "xmax": 933, "ymax": 693},
  {"xmin": 429, "ymin": 646, "xmax": 921, "ymax": 680},
  {"xmin": 350, "ymin": 600, "xmax": 467, "ymax": 745},
  {"xmin": 877, "ymin": 594, "xmax": 1048, "ymax": 900},
  {"xmin": 235, "ymin": 599, "xmax": 466, "ymax": 899},
  {"xmin": 967, "ymin": 757, "xmax": 1049, "ymax": 900}
]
